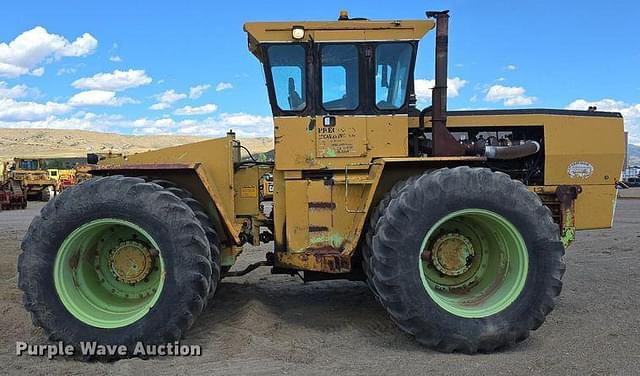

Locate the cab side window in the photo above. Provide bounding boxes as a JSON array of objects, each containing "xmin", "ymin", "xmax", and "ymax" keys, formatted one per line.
[
  {"xmin": 267, "ymin": 44, "xmax": 306, "ymax": 111},
  {"xmin": 375, "ymin": 43, "xmax": 413, "ymax": 110}
]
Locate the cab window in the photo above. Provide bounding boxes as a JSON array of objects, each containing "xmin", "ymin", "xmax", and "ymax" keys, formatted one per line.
[
  {"xmin": 321, "ymin": 44, "xmax": 359, "ymax": 111},
  {"xmin": 19, "ymin": 160, "xmax": 39, "ymax": 170},
  {"xmin": 375, "ymin": 43, "xmax": 413, "ymax": 110},
  {"xmin": 267, "ymin": 44, "xmax": 306, "ymax": 111}
]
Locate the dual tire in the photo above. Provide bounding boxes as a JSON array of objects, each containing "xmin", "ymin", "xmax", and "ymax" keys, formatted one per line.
[{"xmin": 18, "ymin": 176, "xmax": 219, "ymax": 356}]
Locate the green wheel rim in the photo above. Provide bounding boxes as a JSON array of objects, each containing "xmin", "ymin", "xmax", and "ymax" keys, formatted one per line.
[
  {"xmin": 418, "ymin": 209, "xmax": 528, "ymax": 318},
  {"xmin": 54, "ymin": 219, "xmax": 165, "ymax": 328}
]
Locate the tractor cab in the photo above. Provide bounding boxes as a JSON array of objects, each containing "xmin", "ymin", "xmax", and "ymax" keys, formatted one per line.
[{"xmin": 244, "ymin": 13, "xmax": 435, "ymax": 169}]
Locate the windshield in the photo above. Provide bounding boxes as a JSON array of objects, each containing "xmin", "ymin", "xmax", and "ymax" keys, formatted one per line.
[
  {"xmin": 375, "ymin": 43, "xmax": 413, "ymax": 110},
  {"xmin": 19, "ymin": 159, "xmax": 40, "ymax": 170},
  {"xmin": 267, "ymin": 44, "xmax": 306, "ymax": 111},
  {"xmin": 321, "ymin": 44, "xmax": 359, "ymax": 111}
]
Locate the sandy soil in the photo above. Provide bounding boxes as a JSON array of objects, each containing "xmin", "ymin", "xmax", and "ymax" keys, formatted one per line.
[{"xmin": 1, "ymin": 200, "xmax": 639, "ymax": 375}]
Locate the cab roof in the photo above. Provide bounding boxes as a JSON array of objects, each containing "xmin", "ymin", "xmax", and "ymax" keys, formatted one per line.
[{"xmin": 244, "ymin": 19, "xmax": 434, "ymax": 59}]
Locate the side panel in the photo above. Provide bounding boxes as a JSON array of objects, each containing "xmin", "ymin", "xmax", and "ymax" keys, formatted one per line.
[
  {"xmin": 274, "ymin": 117, "xmax": 317, "ymax": 170},
  {"xmin": 285, "ymin": 180, "xmax": 309, "ymax": 250},
  {"xmin": 575, "ymin": 185, "xmax": 618, "ymax": 229},
  {"xmin": 367, "ymin": 115, "xmax": 409, "ymax": 158}
]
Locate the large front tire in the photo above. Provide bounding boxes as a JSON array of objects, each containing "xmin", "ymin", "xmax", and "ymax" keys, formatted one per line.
[
  {"xmin": 18, "ymin": 176, "xmax": 213, "ymax": 357},
  {"xmin": 368, "ymin": 167, "xmax": 565, "ymax": 353}
]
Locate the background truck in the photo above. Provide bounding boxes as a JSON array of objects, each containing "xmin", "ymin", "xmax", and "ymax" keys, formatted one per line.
[{"xmin": 18, "ymin": 10, "xmax": 625, "ymax": 356}]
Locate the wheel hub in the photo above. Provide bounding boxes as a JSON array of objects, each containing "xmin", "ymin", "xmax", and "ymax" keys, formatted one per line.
[
  {"xmin": 110, "ymin": 241, "xmax": 153, "ymax": 284},
  {"xmin": 430, "ymin": 233, "xmax": 474, "ymax": 276}
]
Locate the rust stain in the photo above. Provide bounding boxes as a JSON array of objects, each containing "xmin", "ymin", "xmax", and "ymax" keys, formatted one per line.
[
  {"xmin": 69, "ymin": 250, "xmax": 80, "ymax": 270},
  {"xmin": 276, "ymin": 240, "xmax": 350, "ymax": 273}
]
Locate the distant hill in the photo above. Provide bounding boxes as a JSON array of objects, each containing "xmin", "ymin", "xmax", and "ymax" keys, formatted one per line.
[{"xmin": 0, "ymin": 128, "xmax": 273, "ymax": 161}]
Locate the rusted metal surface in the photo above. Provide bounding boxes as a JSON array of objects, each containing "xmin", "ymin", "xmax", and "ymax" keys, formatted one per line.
[
  {"xmin": 556, "ymin": 185, "xmax": 582, "ymax": 247},
  {"xmin": 276, "ymin": 241, "xmax": 351, "ymax": 274},
  {"xmin": 534, "ymin": 185, "xmax": 581, "ymax": 247}
]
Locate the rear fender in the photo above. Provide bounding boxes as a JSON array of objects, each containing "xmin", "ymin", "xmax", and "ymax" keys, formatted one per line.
[{"xmin": 90, "ymin": 163, "xmax": 241, "ymax": 246}]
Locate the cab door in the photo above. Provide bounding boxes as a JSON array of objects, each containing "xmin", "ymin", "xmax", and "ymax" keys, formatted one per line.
[{"xmin": 315, "ymin": 43, "xmax": 368, "ymax": 160}]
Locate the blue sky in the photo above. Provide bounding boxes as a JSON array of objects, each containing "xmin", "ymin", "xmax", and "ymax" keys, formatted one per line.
[{"xmin": 0, "ymin": 1, "xmax": 638, "ymax": 143}]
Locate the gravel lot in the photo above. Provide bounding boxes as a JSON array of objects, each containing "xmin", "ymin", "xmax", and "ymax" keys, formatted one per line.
[{"xmin": 1, "ymin": 198, "xmax": 638, "ymax": 375}]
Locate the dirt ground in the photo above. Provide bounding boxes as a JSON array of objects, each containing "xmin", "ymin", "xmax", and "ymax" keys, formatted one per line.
[{"xmin": 1, "ymin": 199, "xmax": 639, "ymax": 375}]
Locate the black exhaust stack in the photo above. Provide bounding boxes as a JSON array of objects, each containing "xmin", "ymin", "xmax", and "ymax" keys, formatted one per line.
[{"xmin": 426, "ymin": 10, "xmax": 465, "ymax": 156}]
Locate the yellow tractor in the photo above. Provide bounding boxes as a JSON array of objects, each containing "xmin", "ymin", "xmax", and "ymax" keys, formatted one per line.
[
  {"xmin": 9, "ymin": 158, "xmax": 56, "ymax": 201},
  {"xmin": 18, "ymin": 11, "xmax": 625, "ymax": 355}
]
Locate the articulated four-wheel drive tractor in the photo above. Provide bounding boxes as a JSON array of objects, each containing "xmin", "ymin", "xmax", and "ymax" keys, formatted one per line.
[{"xmin": 18, "ymin": 11, "xmax": 625, "ymax": 356}]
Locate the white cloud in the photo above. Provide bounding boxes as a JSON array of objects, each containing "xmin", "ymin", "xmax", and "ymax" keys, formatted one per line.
[
  {"xmin": 132, "ymin": 117, "xmax": 175, "ymax": 128},
  {"xmin": 414, "ymin": 77, "xmax": 467, "ymax": 103},
  {"xmin": 68, "ymin": 90, "xmax": 137, "ymax": 107},
  {"xmin": 0, "ymin": 112, "xmax": 124, "ymax": 132},
  {"xmin": 0, "ymin": 26, "xmax": 97, "ymax": 78},
  {"xmin": 176, "ymin": 112, "xmax": 273, "ymax": 137},
  {"xmin": 505, "ymin": 64, "xmax": 517, "ymax": 71},
  {"xmin": 173, "ymin": 103, "xmax": 218, "ymax": 116},
  {"xmin": 215, "ymin": 82, "xmax": 233, "ymax": 92},
  {"xmin": 72, "ymin": 69, "xmax": 152, "ymax": 91},
  {"xmin": 127, "ymin": 112, "xmax": 273, "ymax": 137},
  {"xmin": 149, "ymin": 89, "xmax": 187, "ymax": 110},
  {"xmin": 189, "ymin": 84, "xmax": 211, "ymax": 99},
  {"xmin": 149, "ymin": 102, "xmax": 170, "ymax": 111},
  {"xmin": 0, "ymin": 97, "xmax": 70, "ymax": 121},
  {"xmin": 109, "ymin": 55, "xmax": 122, "ymax": 62},
  {"xmin": 565, "ymin": 98, "xmax": 625, "ymax": 112},
  {"xmin": 0, "ymin": 81, "xmax": 34, "ymax": 99},
  {"xmin": 566, "ymin": 98, "xmax": 640, "ymax": 145},
  {"xmin": 484, "ymin": 85, "xmax": 536, "ymax": 106}
]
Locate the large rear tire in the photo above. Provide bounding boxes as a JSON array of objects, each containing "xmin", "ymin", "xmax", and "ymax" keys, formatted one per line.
[
  {"xmin": 18, "ymin": 176, "xmax": 213, "ymax": 357},
  {"xmin": 368, "ymin": 167, "xmax": 565, "ymax": 353}
]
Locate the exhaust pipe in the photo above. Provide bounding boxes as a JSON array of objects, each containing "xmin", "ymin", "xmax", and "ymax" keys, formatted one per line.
[
  {"xmin": 426, "ymin": 10, "xmax": 465, "ymax": 157},
  {"xmin": 485, "ymin": 141, "xmax": 541, "ymax": 160}
]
